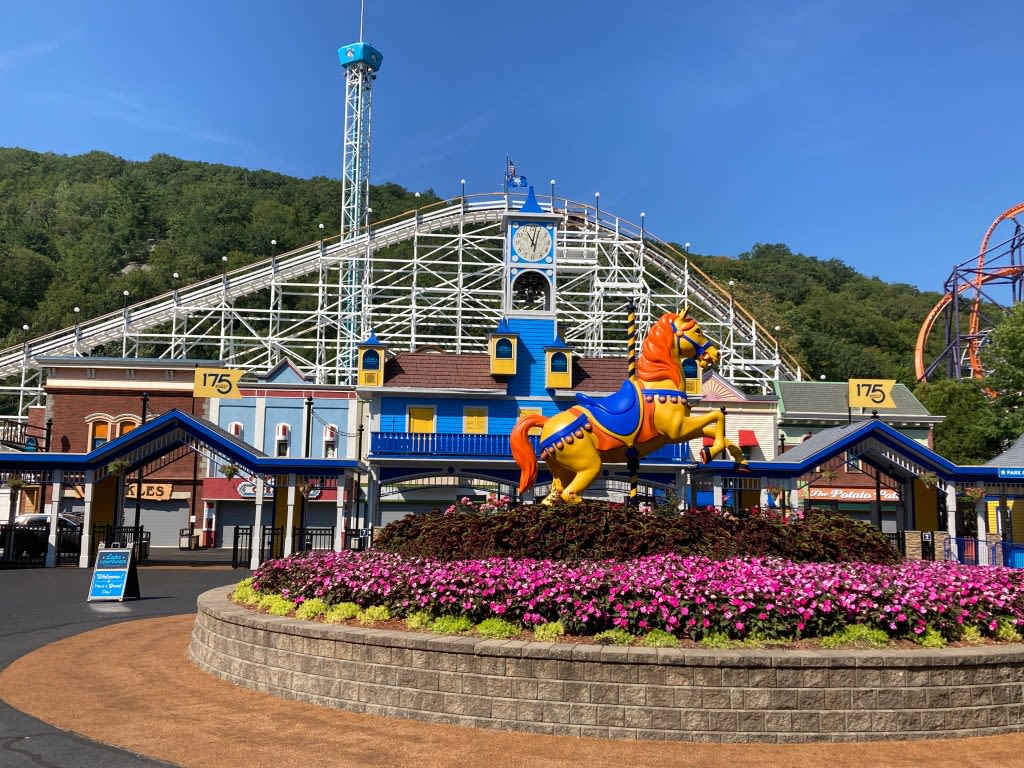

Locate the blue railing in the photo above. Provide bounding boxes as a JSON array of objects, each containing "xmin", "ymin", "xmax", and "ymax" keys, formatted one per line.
[
  {"xmin": 942, "ymin": 536, "xmax": 997, "ymax": 566},
  {"xmin": 370, "ymin": 432, "xmax": 694, "ymax": 462}
]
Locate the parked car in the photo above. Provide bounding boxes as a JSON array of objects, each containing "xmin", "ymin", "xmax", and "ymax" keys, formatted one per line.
[{"xmin": 8, "ymin": 514, "xmax": 82, "ymax": 557}]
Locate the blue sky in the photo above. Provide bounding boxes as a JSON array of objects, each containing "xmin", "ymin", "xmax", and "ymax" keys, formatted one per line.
[{"xmin": 2, "ymin": 0, "xmax": 1023, "ymax": 291}]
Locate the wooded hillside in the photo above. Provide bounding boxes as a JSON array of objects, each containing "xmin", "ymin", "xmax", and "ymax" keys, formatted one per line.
[{"xmin": 0, "ymin": 147, "xmax": 945, "ymax": 387}]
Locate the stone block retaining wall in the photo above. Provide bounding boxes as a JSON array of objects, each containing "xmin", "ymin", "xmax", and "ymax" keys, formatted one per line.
[{"xmin": 190, "ymin": 588, "xmax": 1024, "ymax": 743}]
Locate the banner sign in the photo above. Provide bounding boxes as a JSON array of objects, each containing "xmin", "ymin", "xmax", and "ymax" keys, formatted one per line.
[
  {"xmin": 997, "ymin": 468, "xmax": 1024, "ymax": 479},
  {"xmin": 87, "ymin": 547, "xmax": 141, "ymax": 602},
  {"xmin": 808, "ymin": 487, "xmax": 899, "ymax": 502},
  {"xmin": 848, "ymin": 379, "xmax": 897, "ymax": 409},
  {"xmin": 124, "ymin": 483, "xmax": 173, "ymax": 500},
  {"xmin": 193, "ymin": 367, "xmax": 243, "ymax": 398}
]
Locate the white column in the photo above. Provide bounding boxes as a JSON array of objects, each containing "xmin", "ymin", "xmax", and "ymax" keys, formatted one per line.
[
  {"xmin": 45, "ymin": 470, "xmax": 64, "ymax": 568},
  {"xmin": 676, "ymin": 469, "xmax": 688, "ymax": 511},
  {"xmin": 712, "ymin": 476, "xmax": 723, "ymax": 508},
  {"xmin": 334, "ymin": 474, "xmax": 346, "ymax": 551},
  {"xmin": 250, "ymin": 476, "xmax": 265, "ymax": 570},
  {"xmin": 80, "ymin": 470, "xmax": 95, "ymax": 568},
  {"xmin": 284, "ymin": 473, "xmax": 296, "ymax": 557}
]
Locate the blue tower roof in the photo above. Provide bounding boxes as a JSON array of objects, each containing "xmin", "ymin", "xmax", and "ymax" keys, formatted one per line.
[
  {"xmin": 338, "ymin": 42, "xmax": 383, "ymax": 72},
  {"xmin": 518, "ymin": 186, "xmax": 544, "ymax": 214}
]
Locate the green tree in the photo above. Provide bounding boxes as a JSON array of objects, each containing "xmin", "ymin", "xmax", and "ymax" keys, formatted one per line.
[
  {"xmin": 983, "ymin": 302, "xmax": 1024, "ymax": 440},
  {"xmin": 914, "ymin": 378, "xmax": 1004, "ymax": 464}
]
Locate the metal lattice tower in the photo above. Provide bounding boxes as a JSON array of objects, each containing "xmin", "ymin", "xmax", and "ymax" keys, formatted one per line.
[
  {"xmin": 337, "ymin": 39, "xmax": 382, "ymax": 378},
  {"xmin": 0, "ymin": 192, "xmax": 804, "ymax": 414}
]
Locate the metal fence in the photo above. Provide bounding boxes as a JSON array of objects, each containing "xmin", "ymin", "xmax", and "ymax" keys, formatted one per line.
[
  {"xmin": 232, "ymin": 525, "xmax": 289, "ymax": 569},
  {"xmin": 92, "ymin": 525, "xmax": 150, "ymax": 562},
  {"xmin": 942, "ymin": 536, "xmax": 997, "ymax": 566},
  {"xmin": 293, "ymin": 527, "xmax": 335, "ymax": 553},
  {"xmin": 0, "ymin": 523, "xmax": 81, "ymax": 568}
]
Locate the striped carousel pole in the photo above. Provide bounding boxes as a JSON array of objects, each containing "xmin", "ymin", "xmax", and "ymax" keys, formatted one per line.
[{"xmin": 626, "ymin": 300, "xmax": 639, "ymax": 507}]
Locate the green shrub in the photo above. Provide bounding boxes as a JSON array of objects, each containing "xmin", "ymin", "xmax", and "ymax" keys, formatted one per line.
[
  {"xmin": 699, "ymin": 632, "xmax": 735, "ymax": 649},
  {"xmin": 476, "ymin": 617, "xmax": 521, "ymax": 639},
  {"xmin": 323, "ymin": 602, "xmax": 361, "ymax": 624},
  {"xmin": 819, "ymin": 624, "xmax": 890, "ymax": 649},
  {"xmin": 532, "ymin": 621, "xmax": 566, "ymax": 642},
  {"xmin": 232, "ymin": 578, "xmax": 260, "ymax": 605},
  {"xmin": 641, "ymin": 629, "xmax": 679, "ymax": 647},
  {"xmin": 995, "ymin": 617, "xmax": 1022, "ymax": 642},
  {"xmin": 405, "ymin": 610, "xmax": 433, "ymax": 630},
  {"xmin": 372, "ymin": 502, "xmax": 898, "ymax": 564},
  {"xmin": 915, "ymin": 627, "xmax": 947, "ymax": 648},
  {"xmin": 958, "ymin": 625, "xmax": 984, "ymax": 644},
  {"xmin": 430, "ymin": 614, "xmax": 473, "ymax": 635},
  {"xmin": 294, "ymin": 598, "xmax": 328, "ymax": 621},
  {"xmin": 594, "ymin": 628, "xmax": 634, "ymax": 646},
  {"xmin": 257, "ymin": 593, "xmax": 294, "ymax": 616},
  {"xmin": 357, "ymin": 605, "xmax": 391, "ymax": 625}
]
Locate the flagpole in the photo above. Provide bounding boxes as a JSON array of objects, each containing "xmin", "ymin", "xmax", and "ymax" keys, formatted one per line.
[{"xmin": 504, "ymin": 155, "xmax": 509, "ymax": 209}]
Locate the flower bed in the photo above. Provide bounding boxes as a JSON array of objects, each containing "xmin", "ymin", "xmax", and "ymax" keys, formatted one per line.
[{"xmin": 250, "ymin": 549, "xmax": 1024, "ymax": 644}]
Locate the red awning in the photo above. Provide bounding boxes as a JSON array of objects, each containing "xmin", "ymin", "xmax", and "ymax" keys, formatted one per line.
[{"xmin": 738, "ymin": 429, "xmax": 758, "ymax": 447}]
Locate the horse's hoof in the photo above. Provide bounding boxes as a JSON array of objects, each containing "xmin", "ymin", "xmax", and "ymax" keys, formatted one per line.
[{"xmin": 735, "ymin": 463, "xmax": 751, "ymax": 474}]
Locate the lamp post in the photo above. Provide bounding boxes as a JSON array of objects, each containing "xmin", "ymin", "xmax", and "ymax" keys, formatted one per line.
[
  {"xmin": 549, "ymin": 179, "xmax": 556, "ymax": 208},
  {"xmin": 132, "ymin": 392, "xmax": 149, "ymax": 538},
  {"xmin": 318, "ymin": 223, "xmax": 325, "ymax": 250},
  {"xmin": 594, "ymin": 192, "xmax": 600, "ymax": 227}
]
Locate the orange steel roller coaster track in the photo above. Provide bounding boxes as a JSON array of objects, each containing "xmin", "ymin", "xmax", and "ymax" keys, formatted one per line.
[{"xmin": 915, "ymin": 203, "xmax": 1024, "ymax": 384}]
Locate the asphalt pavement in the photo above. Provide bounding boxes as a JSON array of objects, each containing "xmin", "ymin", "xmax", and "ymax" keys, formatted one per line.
[{"xmin": 0, "ymin": 556, "xmax": 241, "ymax": 768}]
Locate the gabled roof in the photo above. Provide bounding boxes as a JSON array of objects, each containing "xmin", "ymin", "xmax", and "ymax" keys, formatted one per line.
[
  {"xmin": 774, "ymin": 381, "xmax": 939, "ymax": 424},
  {"xmin": 985, "ymin": 433, "xmax": 1024, "ymax": 467},
  {"xmin": 382, "ymin": 353, "xmax": 504, "ymax": 390},
  {"xmin": 699, "ymin": 417, "xmax": 956, "ymax": 481},
  {"xmin": 375, "ymin": 351, "xmax": 630, "ymax": 394},
  {"xmin": 0, "ymin": 410, "xmax": 359, "ymax": 476}
]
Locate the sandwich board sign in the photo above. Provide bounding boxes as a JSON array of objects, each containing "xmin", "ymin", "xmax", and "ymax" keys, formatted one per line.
[{"xmin": 87, "ymin": 546, "xmax": 141, "ymax": 602}]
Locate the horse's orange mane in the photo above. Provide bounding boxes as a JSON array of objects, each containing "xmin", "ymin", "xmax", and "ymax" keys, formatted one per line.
[{"xmin": 636, "ymin": 312, "xmax": 684, "ymax": 387}]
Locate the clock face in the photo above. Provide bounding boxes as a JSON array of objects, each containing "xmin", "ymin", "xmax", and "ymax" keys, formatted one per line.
[{"xmin": 512, "ymin": 224, "xmax": 552, "ymax": 261}]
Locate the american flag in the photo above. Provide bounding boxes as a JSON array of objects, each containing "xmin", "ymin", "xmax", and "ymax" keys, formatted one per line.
[{"xmin": 506, "ymin": 157, "xmax": 527, "ymax": 188}]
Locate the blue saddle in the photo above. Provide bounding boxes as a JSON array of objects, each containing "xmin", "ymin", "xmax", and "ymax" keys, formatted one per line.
[{"xmin": 575, "ymin": 379, "xmax": 641, "ymax": 438}]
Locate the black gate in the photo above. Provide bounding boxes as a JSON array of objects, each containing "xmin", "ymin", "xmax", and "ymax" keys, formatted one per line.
[
  {"xmin": 232, "ymin": 525, "xmax": 253, "ymax": 569},
  {"xmin": 293, "ymin": 527, "xmax": 335, "ymax": 552},
  {"xmin": 92, "ymin": 525, "xmax": 150, "ymax": 562},
  {"xmin": 1, "ymin": 524, "xmax": 82, "ymax": 568},
  {"xmin": 884, "ymin": 530, "xmax": 906, "ymax": 557}
]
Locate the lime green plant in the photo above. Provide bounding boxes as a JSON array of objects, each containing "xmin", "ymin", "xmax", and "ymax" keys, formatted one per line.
[
  {"xmin": 430, "ymin": 615, "xmax": 473, "ymax": 635},
  {"xmin": 532, "ymin": 621, "xmax": 565, "ymax": 642},
  {"xmin": 405, "ymin": 610, "xmax": 433, "ymax": 630},
  {"xmin": 295, "ymin": 598, "xmax": 328, "ymax": 621},
  {"xmin": 699, "ymin": 632, "xmax": 736, "ymax": 649},
  {"xmin": 257, "ymin": 593, "xmax": 294, "ymax": 617},
  {"xmin": 915, "ymin": 627, "xmax": 946, "ymax": 648},
  {"xmin": 641, "ymin": 628, "xmax": 679, "ymax": 648},
  {"xmin": 357, "ymin": 605, "xmax": 391, "ymax": 625},
  {"xmin": 995, "ymin": 617, "xmax": 1022, "ymax": 642},
  {"xmin": 819, "ymin": 624, "xmax": 890, "ymax": 649},
  {"xmin": 232, "ymin": 578, "xmax": 260, "ymax": 605},
  {"xmin": 594, "ymin": 628, "xmax": 633, "ymax": 646},
  {"xmin": 323, "ymin": 602, "xmax": 361, "ymax": 624},
  {"xmin": 476, "ymin": 618, "xmax": 520, "ymax": 639}
]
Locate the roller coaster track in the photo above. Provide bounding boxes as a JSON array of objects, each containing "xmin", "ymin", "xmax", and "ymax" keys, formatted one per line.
[
  {"xmin": 915, "ymin": 203, "xmax": 1024, "ymax": 382},
  {"xmin": 0, "ymin": 193, "xmax": 803, "ymax": 415}
]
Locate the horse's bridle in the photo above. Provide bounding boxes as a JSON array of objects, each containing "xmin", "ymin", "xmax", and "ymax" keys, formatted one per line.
[{"xmin": 672, "ymin": 317, "xmax": 714, "ymax": 361}]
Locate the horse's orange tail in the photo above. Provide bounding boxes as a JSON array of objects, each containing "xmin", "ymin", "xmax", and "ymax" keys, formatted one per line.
[{"xmin": 510, "ymin": 415, "xmax": 547, "ymax": 494}]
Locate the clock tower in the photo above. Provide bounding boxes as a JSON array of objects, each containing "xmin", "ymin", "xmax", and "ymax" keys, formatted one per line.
[{"xmin": 501, "ymin": 186, "xmax": 559, "ymax": 317}]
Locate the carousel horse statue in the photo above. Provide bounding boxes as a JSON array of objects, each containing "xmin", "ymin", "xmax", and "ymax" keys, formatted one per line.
[{"xmin": 510, "ymin": 309, "xmax": 747, "ymax": 506}]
